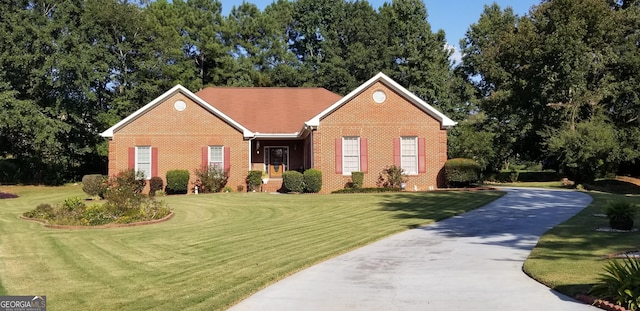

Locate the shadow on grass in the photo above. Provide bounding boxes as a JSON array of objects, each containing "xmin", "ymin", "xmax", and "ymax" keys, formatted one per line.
[
  {"xmin": 585, "ymin": 179, "xmax": 640, "ymax": 195},
  {"xmin": 379, "ymin": 189, "xmax": 594, "ymax": 252}
]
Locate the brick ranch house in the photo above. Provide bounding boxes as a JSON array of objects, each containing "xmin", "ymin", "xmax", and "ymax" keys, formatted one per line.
[{"xmin": 100, "ymin": 72, "xmax": 456, "ymax": 194}]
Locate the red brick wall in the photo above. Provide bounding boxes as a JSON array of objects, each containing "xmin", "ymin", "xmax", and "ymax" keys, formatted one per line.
[
  {"xmin": 107, "ymin": 93, "xmax": 249, "ymax": 193},
  {"xmin": 314, "ymin": 82, "xmax": 449, "ymax": 193}
]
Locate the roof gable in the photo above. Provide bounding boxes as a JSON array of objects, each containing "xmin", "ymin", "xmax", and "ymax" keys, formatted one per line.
[
  {"xmin": 306, "ymin": 72, "xmax": 457, "ymax": 129},
  {"xmin": 100, "ymin": 85, "xmax": 253, "ymax": 138}
]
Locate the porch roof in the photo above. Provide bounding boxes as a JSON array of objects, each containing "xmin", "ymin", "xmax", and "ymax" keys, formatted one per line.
[{"xmin": 196, "ymin": 87, "xmax": 342, "ymax": 135}]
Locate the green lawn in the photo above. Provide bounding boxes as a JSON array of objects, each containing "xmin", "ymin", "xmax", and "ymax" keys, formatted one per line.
[
  {"xmin": 0, "ymin": 185, "xmax": 503, "ymax": 310},
  {"xmin": 524, "ymin": 190, "xmax": 640, "ymax": 297}
]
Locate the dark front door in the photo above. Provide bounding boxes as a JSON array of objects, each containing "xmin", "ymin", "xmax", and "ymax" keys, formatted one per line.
[{"xmin": 267, "ymin": 147, "xmax": 287, "ymax": 178}]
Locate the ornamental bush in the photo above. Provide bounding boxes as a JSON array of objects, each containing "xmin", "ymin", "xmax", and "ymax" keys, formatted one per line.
[
  {"xmin": 590, "ymin": 256, "xmax": 640, "ymax": 311},
  {"xmin": 303, "ymin": 169, "xmax": 322, "ymax": 193},
  {"xmin": 82, "ymin": 174, "xmax": 107, "ymax": 198},
  {"xmin": 246, "ymin": 170, "xmax": 263, "ymax": 192},
  {"xmin": 282, "ymin": 171, "xmax": 304, "ymax": 193},
  {"xmin": 376, "ymin": 165, "xmax": 406, "ymax": 188},
  {"xmin": 351, "ymin": 171, "xmax": 364, "ymax": 189},
  {"xmin": 444, "ymin": 158, "xmax": 481, "ymax": 188},
  {"xmin": 194, "ymin": 166, "xmax": 229, "ymax": 193},
  {"xmin": 149, "ymin": 176, "xmax": 164, "ymax": 196},
  {"xmin": 166, "ymin": 170, "xmax": 190, "ymax": 194}
]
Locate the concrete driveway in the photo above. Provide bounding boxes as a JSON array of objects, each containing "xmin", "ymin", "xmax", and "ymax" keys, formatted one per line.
[{"xmin": 228, "ymin": 188, "xmax": 599, "ymax": 311}]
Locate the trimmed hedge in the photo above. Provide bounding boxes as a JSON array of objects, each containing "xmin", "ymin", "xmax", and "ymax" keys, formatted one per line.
[
  {"xmin": 246, "ymin": 170, "xmax": 263, "ymax": 192},
  {"xmin": 351, "ymin": 171, "xmax": 364, "ymax": 188},
  {"xmin": 82, "ymin": 174, "xmax": 107, "ymax": 198},
  {"xmin": 303, "ymin": 169, "xmax": 322, "ymax": 193},
  {"xmin": 444, "ymin": 158, "xmax": 481, "ymax": 187},
  {"xmin": 282, "ymin": 171, "xmax": 304, "ymax": 193},
  {"xmin": 332, "ymin": 187, "xmax": 401, "ymax": 194},
  {"xmin": 166, "ymin": 170, "xmax": 190, "ymax": 194}
]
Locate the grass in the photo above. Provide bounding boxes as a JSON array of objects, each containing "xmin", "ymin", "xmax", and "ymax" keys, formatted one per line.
[
  {"xmin": 0, "ymin": 185, "xmax": 503, "ymax": 310},
  {"xmin": 524, "ymin": 180, "xmax": 640, "ymax": 298}
]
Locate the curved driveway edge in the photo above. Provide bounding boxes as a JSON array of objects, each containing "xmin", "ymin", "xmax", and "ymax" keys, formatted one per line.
[{"xmin": 228, "ymin": 188, "xmax": 599, "ymax": 311}]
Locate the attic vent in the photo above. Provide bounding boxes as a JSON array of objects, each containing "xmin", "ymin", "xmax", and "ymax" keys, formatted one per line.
[
  {"xmin": 372, "ymin": 90, "xmax": 386, "ymax": 104},
  {"xmin": 174, "ymin": 100, "xmax": 186, "ymax": 111}
]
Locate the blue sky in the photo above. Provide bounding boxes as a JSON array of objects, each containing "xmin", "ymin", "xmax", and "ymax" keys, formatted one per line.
[{"xmin": 220, "ymin": 1, "xmax": 540, "ymax": 52}]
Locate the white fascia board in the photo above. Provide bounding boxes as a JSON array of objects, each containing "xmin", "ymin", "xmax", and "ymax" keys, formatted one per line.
[
  {"xmin": 305, "ymin": 72, "xmax": 457, "ymax": 129},
  {"xmin": 100, "ymin": 85, "xmax": 255, "ymax": 138},
  {"xmin": 253, "ymin": 132, "xmax": 300, "ymax": 139}
]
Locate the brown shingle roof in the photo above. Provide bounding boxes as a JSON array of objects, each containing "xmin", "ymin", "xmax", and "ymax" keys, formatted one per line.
[{"xmin": 195, "ymin": 87, "xmax": 342, "ymax": 134}]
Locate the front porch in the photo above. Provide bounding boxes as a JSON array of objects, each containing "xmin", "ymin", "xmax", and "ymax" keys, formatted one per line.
[{"xmin": 249, "ymin": 138, "xmax": 312, "ymax": 187}]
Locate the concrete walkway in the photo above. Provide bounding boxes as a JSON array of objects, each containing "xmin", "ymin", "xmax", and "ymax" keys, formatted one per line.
[{"xmin": 229, "ymin": 188, "xmax": 599, "ymax": 311}]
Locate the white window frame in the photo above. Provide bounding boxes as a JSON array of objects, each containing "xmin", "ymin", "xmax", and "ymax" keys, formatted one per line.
[
  {"xmin": 208, "ymin": 146, "xmax": 224, "ymax": 169},
  {"xmin": 135, "ymin": 146, "xmax": 152, "ymax": 180},
  {"xmin": 342, "ymin": 137, "xmax": 360, "ymax": 175},
  {"xmin": 400, "ymin": 136, "xmax": 418, "ymax": 175}
]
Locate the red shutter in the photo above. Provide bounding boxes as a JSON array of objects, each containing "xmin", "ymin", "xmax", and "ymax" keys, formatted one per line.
[
  {"xmin": 201, "ymin": 146, "xmax": 208, "ymax": 169},
  {"xmin": 224, "ymin": 147, "xmax": 231, "ymax": 172},
  {"xmin": 335, "ymin": 138, "xmax": 342, "ymax": 174},
  {"xmin": 360, "ymin": 138, "xmax": 368, "ymax": 173},
  {"xmin": 393, "ymin": 138, "xmax": 401, "ymax": 167},
  {"xmin": 151, "ymin": 147, "xmax": 158, "ymax": 177},
  {"xmin": 128, "ymin": 147, "xmax": 135, "ymax": 169},
  {"xmin": 418, "ymin": 138, "xmax": 426, "ymax": 173}
]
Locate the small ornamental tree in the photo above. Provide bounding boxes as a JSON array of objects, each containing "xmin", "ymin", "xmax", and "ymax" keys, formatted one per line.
[{"xmin": 444, "ymin": 158, "xmax": 481, "ymax": 187}]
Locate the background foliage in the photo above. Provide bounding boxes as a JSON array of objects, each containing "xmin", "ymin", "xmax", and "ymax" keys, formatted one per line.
[{"xmin": 1, "ymin": 0, "xmax": 640, "ymax": 183}]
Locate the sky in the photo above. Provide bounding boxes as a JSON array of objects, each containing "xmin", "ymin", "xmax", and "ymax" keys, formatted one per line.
[{"xmin": 219, "ymin": 0, "xmax": 541, "ymax": 63}]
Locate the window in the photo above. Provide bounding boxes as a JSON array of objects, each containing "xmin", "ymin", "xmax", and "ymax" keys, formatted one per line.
[
  {"xmin": 209, "ymin": 146, "xmax": 224, "ymax": 169},
  {"xmin": 401, "ymin": 137, "xmax": 418, "ymax": 174},
  {"xmin": 136, "ymin": 146, "xmax": 152, "ymax": 179},
  {"xmin": 342, "ymin": 137, "xmax": 360, "ymax": 174}
]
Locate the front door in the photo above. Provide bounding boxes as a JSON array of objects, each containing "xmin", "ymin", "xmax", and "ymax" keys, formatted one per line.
[{"xmin": 267, "ymin": 147, "xmax": 287, "ymax": 178}]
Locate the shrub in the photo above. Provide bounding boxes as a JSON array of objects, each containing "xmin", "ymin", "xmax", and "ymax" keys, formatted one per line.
[
  {"xmin": 166, "ymin": 170, "xmax": 190, "ymax": 194},
  {"xmin": 194, "ymin": 166, "xmax": 229, "ymax": 193},
  {"xmin": 236, "ymin": 185, "xmax": 244, "ymax": 192},
  {"xmin": 376, "ymin": 165, "xmax": 406, "ymax": 188},
  {"xmin": 444, "ymin": 158, "xmax": 481, "ymax": 187},
  {"xmin": 149, "ymin": 176, "xmax": 164, "ymax": 196},
  {"xmin": 303, "ymin": 169, "xmax": 322, "ymax": 193},
  {"xmin": 223, "ymin": 186, "xmax": 233, "ymax": 193},
  {"xmin": 82, "ymin": 174, "xmax": 107, "ymax": 198},
  {"xmin": 509, "ymin": 169, "xmax": 520, "ymax": 183},
  {"xmin": 332, "ymin": 187, "xmax": 402, "ymax": 194},
  {"xmin": 282, "ymin": 171, "xmax": 304, "ymax": 193},
  {"xmin": 23, "ymin": 203, "xmax": 55, "ymax": 219},
  {"xmin": 605, "ymin": 200, "xmax": 637, "ymax": 230},
  {"xmin": 590, "ymin": 256, "xmax": 640, "ymax": 311},
  {"xmin": 246, "ymin": 170, "xmax": 262, "ymax": 192},
  {"xmin": 104, "ymin": 170, "xmax": 146, "ymax": 212},
  {"xmin": 351, "ymin": 171, "xmax": 364, "ymax": 189}
]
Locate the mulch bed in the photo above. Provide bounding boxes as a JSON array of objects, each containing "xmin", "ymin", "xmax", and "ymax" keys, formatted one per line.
[{"xmin": 20, "ymin": 212, "xmax": 174, "ymax": 229}]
